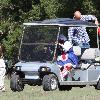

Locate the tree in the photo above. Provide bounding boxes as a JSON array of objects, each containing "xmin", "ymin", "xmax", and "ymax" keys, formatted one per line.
[{"xmin": 0, "ymin": 0, "xmax": 100, "ymax": 63}]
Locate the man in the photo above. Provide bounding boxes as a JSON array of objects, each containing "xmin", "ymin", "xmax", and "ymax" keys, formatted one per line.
[
  {"xmin": 73, "ymin": 11, "xmax": 98, "ymax": 24},
  {"xmin": 68, "ymin": 11, "xmax": 99, "ymax": 48}
]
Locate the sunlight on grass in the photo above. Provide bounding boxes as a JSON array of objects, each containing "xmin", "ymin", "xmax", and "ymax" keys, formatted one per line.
[{"xmin": 0, "ymin": 79, "xmax": 100, "ymax": 100}]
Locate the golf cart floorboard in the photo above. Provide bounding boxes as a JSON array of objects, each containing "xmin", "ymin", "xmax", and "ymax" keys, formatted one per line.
[{"xmin": 60, "ymin": 81, "xmax": 97, "ymax": 85}]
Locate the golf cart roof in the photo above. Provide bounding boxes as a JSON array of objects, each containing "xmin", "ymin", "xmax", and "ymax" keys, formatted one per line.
[{"xmin": 23, "ymin": 18, "xmax": 97, "ymax": 27}]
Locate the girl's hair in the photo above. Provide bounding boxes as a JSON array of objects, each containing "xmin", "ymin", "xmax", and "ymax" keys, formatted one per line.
[
  {"xmin": 58, "ymin": 34, "xmax": 67, "ymax": 44},
  {"xmin": 58, "ymin": 39, "xmax": 64, "ymax": 44}
]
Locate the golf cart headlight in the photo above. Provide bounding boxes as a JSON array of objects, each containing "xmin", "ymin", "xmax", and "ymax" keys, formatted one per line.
[
  {"xmin": 41, "ymin": 67, "xmax": 47, "ymax": 71},
  {"xmin": 39, "ymin": 66, "xmax": 51, "ymax": 72},
  {"xmin": 16, "ymin": 66, "xmax": 21, "ymax": 71}
]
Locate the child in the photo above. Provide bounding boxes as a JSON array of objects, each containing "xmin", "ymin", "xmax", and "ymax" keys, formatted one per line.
[{"xmin": 57, "ymin": 34, "xmax": 78, "ymax": 80}]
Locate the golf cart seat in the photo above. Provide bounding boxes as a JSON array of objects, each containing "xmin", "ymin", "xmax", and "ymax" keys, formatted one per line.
[
  {"xmin": 81, "ymin": 48, "xmax": 99, "ymax": 60},
  {"xmin": 73, "ymin": 47, "xmax": 99, "ymax": 69},
  {"xmin": 80, "ymin": 48, "xmax": 100, "ymax": 69},
  {"xmin": 73, "ymin": 47, "xmax": 99, "ymax": 61}
]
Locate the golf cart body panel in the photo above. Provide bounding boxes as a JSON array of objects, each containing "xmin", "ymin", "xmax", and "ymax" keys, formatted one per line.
[
  {"xmin": 15, "ymin": 61, "xmax": 61, "ymax": 80},
  {"xmin": 60, "ymin": 66, "xmax": 100, "ymax": 82},
  {"xmin": 10, "ymin": 18, "xmax": 100, "ymax": 91}
]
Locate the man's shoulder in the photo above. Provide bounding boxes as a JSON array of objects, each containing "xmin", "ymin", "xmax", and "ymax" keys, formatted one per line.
[
  {"xmin": 81, "ymin": 15, "xmax": 97, "ymax": 21},
  {"xmin": 81, "ymin": 15, "xmax": 96, "ymax": 17}
]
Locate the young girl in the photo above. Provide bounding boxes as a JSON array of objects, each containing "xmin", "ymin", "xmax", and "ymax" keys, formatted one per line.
[{"xmin": 57, "ymin": 34, "xmax": 78, "ymax": 80}]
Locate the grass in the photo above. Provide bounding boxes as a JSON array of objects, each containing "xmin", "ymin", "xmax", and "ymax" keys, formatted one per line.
[{"xmin": 0, "ymin": 78, "xmax": 100, "ymax": 100}]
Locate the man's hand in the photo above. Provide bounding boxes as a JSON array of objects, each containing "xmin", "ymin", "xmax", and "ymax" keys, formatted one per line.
[
  {"xmin": 95, "ymin": 20, "xmax": 99, "ymax": 25},
  {"xmin": 97, "ymin": 27, "xmax": 100, "ymax": 36}
]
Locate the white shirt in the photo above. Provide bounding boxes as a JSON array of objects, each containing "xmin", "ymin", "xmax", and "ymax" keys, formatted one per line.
[{"xmin": 0, "ymin": 59, "xmax": 6, "ymax": 68}]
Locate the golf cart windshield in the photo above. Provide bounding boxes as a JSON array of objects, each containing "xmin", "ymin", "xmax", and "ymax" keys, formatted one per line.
[
  {"xmin": 19, "ymin": 18, "xmax": 98, "ymax": 62},
  {"xmin": 19, "ymin": 25, "xmax": 58, "ymax": 62}
]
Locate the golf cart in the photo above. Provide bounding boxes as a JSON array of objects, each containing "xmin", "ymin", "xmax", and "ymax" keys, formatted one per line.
[{"xmin": 10, "ymin": 18, "xmax": 100, "ymax": 92}]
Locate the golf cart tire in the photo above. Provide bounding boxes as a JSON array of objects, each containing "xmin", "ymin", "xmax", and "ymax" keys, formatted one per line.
[
  {"xmin": 95, "ymin": 80, "xmax": 100, "ymax": 90},
  {"xmin": 10, "ymin": 74, "xmax": 24, "ymax": 92},
  {"xmin": 42, "ymin": 74, "xmax": 58, "ymax": 91}
]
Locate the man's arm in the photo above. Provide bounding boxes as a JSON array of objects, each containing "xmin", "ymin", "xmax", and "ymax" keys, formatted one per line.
[{"xmin": 82, "ymin": 15, "xmax": 99, "ymax": 25}]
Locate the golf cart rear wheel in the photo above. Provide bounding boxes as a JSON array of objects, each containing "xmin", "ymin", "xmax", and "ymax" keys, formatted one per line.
[
  {"xmin": 42, "ymin": 74, "xmax": 58, "ymax": 91},
  {"xmin": 10, "ymin": 74, "xmax": 24, "ymax": 92},
  {"xmin": 95, "ymin": 80, "xmax": 100, "ymax": 90}
]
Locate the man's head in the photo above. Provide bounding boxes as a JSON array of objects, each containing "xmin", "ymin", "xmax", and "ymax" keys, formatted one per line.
[{"xmin": 74, "ymin": 11, "xmax": 81, "ymax": 20}]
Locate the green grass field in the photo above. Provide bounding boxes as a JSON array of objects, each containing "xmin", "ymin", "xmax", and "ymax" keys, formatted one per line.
[{"xmin": 0, "ymin": 78, "xmax": 100, "ymax": 100}]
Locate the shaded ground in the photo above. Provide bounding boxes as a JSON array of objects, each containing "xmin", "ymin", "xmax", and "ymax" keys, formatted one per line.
[{"xmin": 0, "ymin": 78, "xmax": 100, "ymax": 100}]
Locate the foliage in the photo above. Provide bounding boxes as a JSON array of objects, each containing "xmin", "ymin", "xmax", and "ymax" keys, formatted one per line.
[
  {"xmin": 3, "ymin": 24, "xmax": 22, "ymax": 59},
  {"xmin": 82, "ymin": 0, "xmax": 99, "ymax": 15},
  {"xmin": 0, "ymin": 0, "xmax": 100, "ymax": 62},
  {"xmin": 1, "ymin": 79, "xmax": 100, "ymax": 100}
]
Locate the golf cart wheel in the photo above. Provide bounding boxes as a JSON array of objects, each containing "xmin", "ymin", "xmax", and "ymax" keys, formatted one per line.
[
  {"xmin": 95, "ymin": 80, "xmax": 100, "ymax": 90},
  {"xmin": 42, "ymin": 74, "xmax": 58, "ymax": 91},
  {"xmin": 10, "ymin": 73, "xmax": 24, "ymax": 92}
]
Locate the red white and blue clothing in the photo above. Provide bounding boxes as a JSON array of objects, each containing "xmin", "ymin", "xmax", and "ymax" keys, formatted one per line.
[
  {"xmin": 57, "ymin": 41, "xmax": 78, "ymax": 79},
  {"xmin": 57, "ymin": 47, "xmax": 78, "ymax": 69}
]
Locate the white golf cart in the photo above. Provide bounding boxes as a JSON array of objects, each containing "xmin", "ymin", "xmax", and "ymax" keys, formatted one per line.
[{"xmin": 10, "ymin": 18, "xmax": 100, "ymax": 91}]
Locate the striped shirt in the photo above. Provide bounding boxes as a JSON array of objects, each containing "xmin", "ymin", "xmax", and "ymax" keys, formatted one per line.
[
  {"xmin": 68, "ymin": 27, "xmax": 90, "ymax": 45},
  {"xmin": 80, "ymin": 15, "xmax": 97, "ymax": 21},
  {"xmin": 68, "ymin": 15, "xmax": 97, "ymax": 45}
]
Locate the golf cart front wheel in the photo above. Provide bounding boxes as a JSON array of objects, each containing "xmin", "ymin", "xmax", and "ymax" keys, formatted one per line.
[
  {"xmin": 10, "ymin": 73, "xmax": 24, "ymax": 92},
  {"xmin": 42, "ymin": 74, "xmax": 58, "ymax": 91}
]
